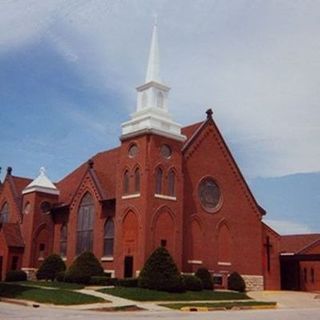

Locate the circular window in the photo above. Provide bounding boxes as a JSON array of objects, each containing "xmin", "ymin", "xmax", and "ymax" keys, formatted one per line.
[
  {"xmin": 24, "ymin": 202, "xmax": 31, "ymax": 215},
  {"xmin": 128, "ymin": 144, "xmax": 138, "ymax": 158},
  {"xmin": 160, "ymin": 144, "xmax": 172, "ymax": 159},
  {"xmin": 40, "ymin": 201, "xmax": 51, "ymax": 214},
  {"xmin": 198, "ymin": 177, "xmax": 221, "ymax": 212}
]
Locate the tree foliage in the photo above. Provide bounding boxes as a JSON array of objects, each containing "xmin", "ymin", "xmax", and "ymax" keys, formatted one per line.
[{"xmin": 36, "ymin": 254, "xmax": 66, "ymax": 281}]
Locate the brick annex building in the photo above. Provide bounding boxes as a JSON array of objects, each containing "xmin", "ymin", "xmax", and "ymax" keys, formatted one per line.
[{"xmin": 0, "ymin": 24, "xmax": 319, "ymax": 291}]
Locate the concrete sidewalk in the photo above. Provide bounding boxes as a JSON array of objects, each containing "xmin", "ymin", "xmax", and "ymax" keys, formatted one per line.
[{"xmin": 247, "ymin": 290, "xmax": 320, "ymax": 309}]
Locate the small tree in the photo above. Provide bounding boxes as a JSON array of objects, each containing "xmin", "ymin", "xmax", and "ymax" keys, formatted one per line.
[
  {"xmin": 138, "ymin": 247, "xmax": 185, "ymax": 292},
  {"xmin": 228, "ymin": 272, "xmax": 246, "ymax": 292},
  {"xmin": 66, "ymin": 251, "xmax": 104, "ymax": 284},
  {"xmin": 182, "ymin": 275, "xmax": 203, "ymax": 291},
  {"xmin": 36, "ymin": 254, "xmax": 66, "ymax": 281},
  {"xmin": 195, "ymin": 267, "xmax": 214, "ymax": 290}
]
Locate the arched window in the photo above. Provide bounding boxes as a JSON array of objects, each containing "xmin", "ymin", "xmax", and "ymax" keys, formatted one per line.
[
  {"xmin": 134, "ymin": 168, "xmax": 140, "ymax": 193},
  {"xmin": 60, "ymin": 224, "xmax": 68, "ymax": 258},
  {"xmin": 168, "ymin": 169, "xmax": 176, "ymax": 196},
  {"xmin": 0, "ymin": 202, "xmax": 9, "ymax": 224},
  {"xmin": 76, "ymin": 193, "xmax": 94, "ymax": 255},
  {"xmin": 103, "ymin": 218, "xmax": 114, "ymax": 257},
  {"xmin": 123, "ymin": 170, "xmax": 129, "ymax": 194},
  {"xmin": 155, "ymin": 168, "xmax": 163, "ymax": 194},
  {"xmin": 157, "ymin": 92, "xmax": 164, "ymax": 108}
]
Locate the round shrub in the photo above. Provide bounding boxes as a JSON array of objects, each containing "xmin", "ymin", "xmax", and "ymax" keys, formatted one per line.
[
  {"xmin": 36, "ymin": 254, "xmax": 66, "ymax": 281},
  {"xmin": 66, "ymin": 251, "xmax": 104, "ymax": 284},
  {"xmin": 228, "ymin": 271, "xmax": 246, "ymax": 292},
  {"xmin": 138, "ymin": 247, "xmax": 186, "ymax": 293},
  {"xmin": 117, "ymin": 278, "xmax": 138, "ymax": 287},
  {"xmin": 56, "ymin": 271, "xmax": 66, "ymax": 282},
  {"xmin": 182, "ymin": 274, "xmax": 203, "ymax": 291},
  {"xmin": 195, "ymin": 267, "xmax": 214, "ymax": 290},
  {"xmin": 5, "ymin": 270, "xmax": 27, "ymax": 282},
  {"xmin": 89, "ymin": 276, "xmax": 118, "ymax": 286}
]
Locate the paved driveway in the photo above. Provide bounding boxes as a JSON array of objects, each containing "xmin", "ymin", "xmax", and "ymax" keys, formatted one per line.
[{"xmin": 248, "ymin": 290, "xmax": 320, "ymax": 309}]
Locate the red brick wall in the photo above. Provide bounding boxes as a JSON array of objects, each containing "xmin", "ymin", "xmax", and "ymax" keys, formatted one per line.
[
  {"xmin": 182, "ymin": 121, "xmax": 263, "ymax": 277},
  {"xmin": 300, "ymin": 261, "xmax": 320, "ymax": 291}
]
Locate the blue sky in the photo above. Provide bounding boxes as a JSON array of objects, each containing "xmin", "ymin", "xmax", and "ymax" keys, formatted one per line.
[{"xmin": 0, "ymin": 0, "xmax": 319, "ymax": 234}]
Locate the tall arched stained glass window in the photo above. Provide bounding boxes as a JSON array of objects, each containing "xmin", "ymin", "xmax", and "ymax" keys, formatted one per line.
[
  {"xmin": 60, "ymin": 224, "xmax": 68, "ymax": 258},
  {"xmin": 104, "ymin": 218, "xmax": 114, "ymax": 257},
  {"xmin": 123, "ymin": 170, "xmax": 129, "ymax": 194},
  {"xmin": 168, "ymin": 169, "xmax": 176, "ymax": 197},
  {"xmin": 0, "ymin": 203, "xmax": 9, "ymax": 224},
  {"xmin": 155, "ymin": 168, "xmax": 163, "ymax": 194},
  {"xmin": 134, "ymin": 168, "xmax": 140, "ymax": 193},
  {"xmin": 76, "ymin": 193, "xmax": 94, "ymax": 255}
]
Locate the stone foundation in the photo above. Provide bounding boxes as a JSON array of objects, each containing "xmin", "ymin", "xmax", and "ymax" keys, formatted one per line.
[
  {"xmin": 241, "ymin": 275, "xmax": 264, "ymax": 291},
  {"xmin": 22, "ymin": 268, "xmax": 37, "ymax": 281}
]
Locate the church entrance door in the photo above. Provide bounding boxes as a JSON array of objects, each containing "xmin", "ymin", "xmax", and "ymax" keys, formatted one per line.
[
  {"xmin": 0, "ymin": 256, "xmax": 3, "ymax": 281},
  {"xmin": 124, "ymin": 256, "xmax": 133, "ymax": 278}
]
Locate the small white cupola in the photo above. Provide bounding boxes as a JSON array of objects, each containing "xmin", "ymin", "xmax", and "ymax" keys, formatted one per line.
[
  {"xmin": 22, "ymin": 167, "xmax": 59, "ymax": 196},
  {"xmin": 121, "ymin": 20, "xmax": 186, "ymax": 142}
]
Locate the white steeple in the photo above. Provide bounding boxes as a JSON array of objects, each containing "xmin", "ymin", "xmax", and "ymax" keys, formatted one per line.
[
  {"xmin": 121, "ymin": 20, "xmax": 186, "ymax": 142},
  {"xmin": 22, "ymin": 167, "xmax": 59, "ymax": 196},
  {"xmin": 145, "ymin": 19, "xmax": 161, "ymax": 83}
]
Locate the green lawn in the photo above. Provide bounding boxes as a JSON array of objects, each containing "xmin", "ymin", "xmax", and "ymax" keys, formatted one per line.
[
  {"xmin": 0, "ymin": 283, "xmax": 104, "ymax": 305},
  {"xmin": 99, "ymin": 287, "xmax": 250, "ymax": 301},
  {"xmin": 160, "ymin": 301, "xmax": 277, "ymax": 310},
  {"xmin": 17, "ymin": 281, "xmax": 84, "ymax": 290}
]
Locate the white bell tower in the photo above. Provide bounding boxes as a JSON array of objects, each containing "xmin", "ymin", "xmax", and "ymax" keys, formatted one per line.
[{"xmin": 121, "ymin": 20, "xmax": 186, "ymax": 142}]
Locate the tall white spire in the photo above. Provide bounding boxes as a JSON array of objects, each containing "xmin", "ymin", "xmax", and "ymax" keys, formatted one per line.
[
  {"xmin": 121, "ymin": 20, "xmax": 186, "ymax": 142},
  {"xmin": 145, "ymin": 19, "xmax": 161, "ymax": 83}
]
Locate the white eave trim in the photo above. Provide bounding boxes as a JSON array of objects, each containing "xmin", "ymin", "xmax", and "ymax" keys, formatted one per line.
[{"xmin": 22, "ymin": 186, "xmax": 60, "ymax": 196}]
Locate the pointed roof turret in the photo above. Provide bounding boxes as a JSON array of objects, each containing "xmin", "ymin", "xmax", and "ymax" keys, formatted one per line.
[
  {"xmin": 22, "ymin": 167, "xmax": 59, "ymax": 196},
  {"xmin": 145, "ymin": 19, "xmax": 161, "ymax": 83}
]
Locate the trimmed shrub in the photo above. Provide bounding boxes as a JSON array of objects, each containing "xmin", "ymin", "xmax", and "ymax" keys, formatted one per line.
[
  {"xmin": 228, "ymin": 272, "xmax": 246, "ymax": 292},
  {"xmin": 56, "ymin": 271, "xmax": 66, "ymax": 282},
  {"xmin": 66, "ymin": 251, "xmax": 104, "ymax": 284},
  {"xmin": 89, "ymin": 276, "xmax": 118, "ymax": 286},
  {"xmin": 138, "ymin": 247, "xmax": 186, "ymax": 293},
  {"xmin": 5, "ymin": 270, "xmax": 27, "ymax": 282},
  {"xmin": 182, "ymin": 274, "xmax": 203, "ymax": 291},
  {"xmin": 36, "ymin": 254, "xmax": 66, "ymax": 281},
  {"xmin": 117, "ymin": 278, "xmax": 138, "ymax": 287},
  {"xmin": 195, "ymin": 267, "xmax": 214, "ymax": 290}
]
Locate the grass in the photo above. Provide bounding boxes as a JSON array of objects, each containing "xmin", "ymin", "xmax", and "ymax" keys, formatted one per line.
[
  {"xmin": 99, "ymin": 287, "xmax": 250, "ymax": 301},
  {"xmin": 0, "ymin": 283, "xmax": 104, "ymax": 305},
  {"xmin": 160, "ymin": 301, "xmax": 277, "ymax": 310},
  {"xmin": 16, "ymin": 281, "xmax": 84, "ymax": 290}
]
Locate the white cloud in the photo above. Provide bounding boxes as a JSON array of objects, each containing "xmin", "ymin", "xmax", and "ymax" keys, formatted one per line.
[
  {"xmin": 1, "ymin": 0, "xmax": 320, "ymax": 178},
  {"xmin": 264, "ymin": 219, "xmax": 313, "ymax": 235}
]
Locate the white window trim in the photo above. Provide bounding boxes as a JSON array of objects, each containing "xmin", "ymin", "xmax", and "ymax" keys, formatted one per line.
[
  {"xmin": 122, "ymin": 193, "xmax": 141, "ymax": 199},
  {"xmin": 187, "ymin": 260, "xmax": 203, "ymax": 265},
  {"xmin": 154, "ymin": 194, "xmax": 177, "ymax": 201},
  {"xmin": 101, "ymin": 256, "xmax": 114, "ymax": 262}
]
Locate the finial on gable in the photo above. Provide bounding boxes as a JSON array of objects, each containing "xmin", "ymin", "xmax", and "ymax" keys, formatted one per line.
[
  {"xmin": 7, "ymin": 167, "xmax": 12, "ymax": 175},
  {"xmin": 206, "ymin": 108, "xmax": 213, "ymax": 120},
  {"xmin": 88, "ymin": 159, "xmax": 94, "ymax": 169}
]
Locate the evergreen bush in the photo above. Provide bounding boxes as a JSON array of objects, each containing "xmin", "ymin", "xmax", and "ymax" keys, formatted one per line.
[
  {"xmin": 195, "ymin": 267, "xmax": 214, "ymax": 290},
  {"xmin": 138, "ymin": 247, "xmax": 186, "ymax": 292},
  {"xmin": 182, "ymin": 274, "xmax": 203, "ymax": 291},
  {"xmin": 228, "ymin": 271, "xmax": 246, "ymax": 292},
  {"xmin": 89, "ymin": 276, "xmax": 118, "ymax": 286},
  {"xmin": 117, "ymin": 278, "xmax": 138, "ymax": 287},
  {"xmin": 56, "ymin": 271, "xmax": 66, "ymax": 282},
  {"xmin": 36, "ymin": 254, "xmax": 66, "ymax": 281},
  {"xmin": 5, "ymin": 270, "xmax": 27, "ymax": 282},
  {"xmin": 66, "ymin": 251, "xmax": 104, "ymax": 284}
]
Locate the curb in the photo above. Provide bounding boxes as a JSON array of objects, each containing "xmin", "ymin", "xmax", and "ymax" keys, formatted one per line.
[{"xmin": 180, "ymin": 304, "xmax": 277, "ymax": 312}]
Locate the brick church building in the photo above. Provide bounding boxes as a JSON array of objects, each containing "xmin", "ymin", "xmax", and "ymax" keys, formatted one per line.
[{"xmin": 0, "ymin": 23, "xmax": 319, "ymax": 291}]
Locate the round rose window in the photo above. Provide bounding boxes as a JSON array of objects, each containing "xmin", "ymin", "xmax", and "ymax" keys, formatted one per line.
[
  {"xmin": 160, "ymin": 144, "xmax": 172, "ymax": 159},
  {"xmin": 198, "ymin": 177, "xmax": 221, "ymax": 212},
  {"xmin": 128, "ymin": 144, "xmax": 138, "ymax": 158}
]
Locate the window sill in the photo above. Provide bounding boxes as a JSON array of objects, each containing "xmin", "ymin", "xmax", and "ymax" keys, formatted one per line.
[
  {"xmin": 154, "ymin": 194, "xmax": 177, "ymax": 201},
  {"xmin": 61, "ymin": 257, "xmax": 67, "ymax": 261},
  {"xmin": 187, "ymin": 260, "xmax": 203, "ymax": 265},
  {"xmin": 101, "ymin": 256, "xmax": 114, "ymax": 262},
  {"xmin": 218, "ymin": 262, "xmax": 232, "ymax": 266},
  {"xmin": 122, "ymin": 193, "xmax": 140, "ymax": 199}
]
